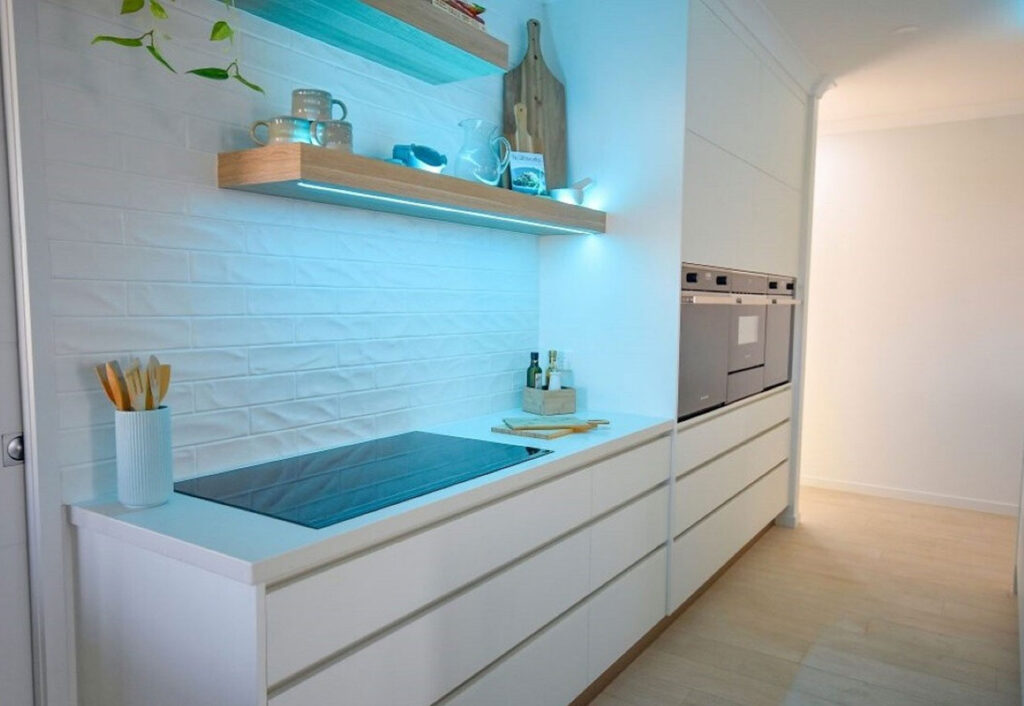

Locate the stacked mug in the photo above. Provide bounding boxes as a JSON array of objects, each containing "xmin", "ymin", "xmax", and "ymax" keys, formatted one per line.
[{"xmin": 250, "ymin": 88, "xmax": 352, "ymax": 151}]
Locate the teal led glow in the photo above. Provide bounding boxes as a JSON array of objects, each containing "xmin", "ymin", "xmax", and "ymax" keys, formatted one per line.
[{"xmin": 296, "ymin": 181, "xmax": 597, "ymax": 236}]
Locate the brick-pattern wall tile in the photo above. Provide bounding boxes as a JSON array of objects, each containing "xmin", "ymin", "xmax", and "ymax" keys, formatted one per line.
[{"xmin": 42, "ymin": 0, "xmax": 542, "ymax": 501}]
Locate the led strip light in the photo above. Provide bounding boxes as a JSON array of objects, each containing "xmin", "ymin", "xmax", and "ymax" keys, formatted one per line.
[{"xmin": 297, "ymin": 181, "xmax": 598, "ymax": 235}]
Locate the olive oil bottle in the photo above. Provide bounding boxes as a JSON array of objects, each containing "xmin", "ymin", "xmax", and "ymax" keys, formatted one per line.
[{"xmin": 526, "ymin": 352, "xmax": 542, "ymax": 389}]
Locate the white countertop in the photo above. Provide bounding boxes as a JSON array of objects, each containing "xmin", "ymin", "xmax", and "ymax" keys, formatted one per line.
[{"xmin": 69, "ymin": 410, "xmax": 672, "ymax": 586}]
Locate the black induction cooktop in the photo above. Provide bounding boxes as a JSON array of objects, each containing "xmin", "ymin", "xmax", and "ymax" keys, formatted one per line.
[{"xmin": 173, "ymin": 432, "xmax": 551, "ymax": 529}]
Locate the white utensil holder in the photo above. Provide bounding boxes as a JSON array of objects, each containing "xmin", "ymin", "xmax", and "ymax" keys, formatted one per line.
[{"xmin": 115, "ymin": 406, "xmax": 172, "ymax": 508}]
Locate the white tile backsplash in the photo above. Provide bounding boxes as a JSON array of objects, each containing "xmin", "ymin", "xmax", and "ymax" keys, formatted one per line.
[{"xmin": 41, "ymin": 0, "xmax": 542, "ymax": 502}]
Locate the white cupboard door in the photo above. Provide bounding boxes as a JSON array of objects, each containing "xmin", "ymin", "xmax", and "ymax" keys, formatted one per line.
[
  {"xmin": 269, "ymin": 531, "xmax": 591, "ymax": 706},
  {"xmin": 0, "ymin": 67, "xmax": 33, "ymax": 706},
  {"xmin": 671, "ymin": 463, "xmax": 788, "ymax": 610}
]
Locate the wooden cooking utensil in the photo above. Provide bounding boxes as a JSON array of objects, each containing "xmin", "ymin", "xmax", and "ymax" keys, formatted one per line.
[
  {"xmin": 504, "ymin": 19, "xmax": 567, "ymax": 188},
  {"xmin": 491, "ymin": 426, "xmax": 574, "ymax": 440},
  {"xmin": 157, "ymin": 364, "xmax": 171, "ymax": 405},
  {"xmin": 146, "ymin": 355, "xmax": 160, "ymax": 410},
  {"xmin": 124, "ymin": 363, "xmax": 146, "ymax": 412},
  {"xmin": 106, "ymin": 361, "xmax": 129, "ymax": 411},
  {"xmin": 513, "ymin": 102, "xmax": 533, "ymax": 152},
  {"xmin": 95, "ymin": 364, "xmax": 116, "ymax": 407}
]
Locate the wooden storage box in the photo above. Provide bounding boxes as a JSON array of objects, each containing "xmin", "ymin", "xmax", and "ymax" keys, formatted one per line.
[{"xmin": 522, "ymin": 387, "xmax": 576, "ymax": 415}]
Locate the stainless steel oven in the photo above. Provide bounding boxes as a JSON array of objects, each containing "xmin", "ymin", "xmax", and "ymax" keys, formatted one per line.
[{"xmin": 679, "ymin": 264, "xmax": 797, "ymax": 420}]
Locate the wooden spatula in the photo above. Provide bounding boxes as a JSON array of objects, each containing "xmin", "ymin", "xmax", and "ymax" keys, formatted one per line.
[
  {"xmin": 106, "ymin": 361, "xmax": 129, "ymax": 411},
  {"xmin": 146, "ymin": 355, "xmax": 160, "ymax": 410},
  {"xmin": 95, "ymin": 364, "xmax": 116, "ymax": 407},
  {"xmin": 157, "ymin": 364, "xmax": 171, "ymax": 405}
]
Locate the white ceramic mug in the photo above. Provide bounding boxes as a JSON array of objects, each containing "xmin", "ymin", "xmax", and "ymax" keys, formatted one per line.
[
  {"xmin": 311, "ymin": 119, "xmax": 353, "ymax": 150},
  {"xmin": 292, "ymin": 88, "xmax": 348, "ymax": 122},
  {"xmin": 250, "ymin": 116, "xmax": 314, "ymax": 146}
]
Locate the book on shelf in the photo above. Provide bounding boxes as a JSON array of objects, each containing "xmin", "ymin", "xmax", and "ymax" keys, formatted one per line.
[{"xmin": 430, "ymin": 0, "xmax": 487, "ymax": 32}]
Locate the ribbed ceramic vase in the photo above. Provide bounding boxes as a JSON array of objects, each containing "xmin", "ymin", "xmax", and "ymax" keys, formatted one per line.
[{"xmin": 115, "ymin": 406, "xmax": 172, "ymax": 508}]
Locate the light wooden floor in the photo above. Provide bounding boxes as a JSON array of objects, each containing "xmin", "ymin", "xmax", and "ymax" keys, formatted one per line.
[{"xmin": 595, "ymin": 487, "xmax": 1020, "ymax": 706}]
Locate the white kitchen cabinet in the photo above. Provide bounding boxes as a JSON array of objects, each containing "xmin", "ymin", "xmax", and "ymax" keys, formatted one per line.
[
  {"xmin": 685, "ymin": 0, "xmax": 761, "ymax": 164},
  {"xmin": 671, "ymin": 463, "xmax": 789, "ymax": 610},
  {"xmin": 269, "ymin": 530, "xmax": 592, "ymax": 706},
  {"xmin": 440, "ymin": 604, "xmax": 590, "ymax": 706},
  {"xmin": 586, "ymin": 548, "xmax": 668, "ymax": 681},
  {"xmin": 74, "ymin": 428, "xmax": 673, "ymax": 706},
  {"xmin": 675, "ymin": 421, "xmax": 790, "ymax": 532},
  {"xmin": 265, "ymin": 467, "xmax": 592, "ymax": 685},
  {"xmin": 675, "ymin": 386, "xmax": 792, "ymax": 475},
  {"xmin": 592, "ymin": 436, "xmax": 671, "ymax": 515},
  {"xmin": 590, "ymin": 486, "xmax": 669, "ymax": 590}
]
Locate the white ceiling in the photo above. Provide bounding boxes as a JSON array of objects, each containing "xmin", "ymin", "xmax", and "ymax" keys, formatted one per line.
[{"xmin": 759, "ymin": 0, "xmax": 1024, "ymax": 131}]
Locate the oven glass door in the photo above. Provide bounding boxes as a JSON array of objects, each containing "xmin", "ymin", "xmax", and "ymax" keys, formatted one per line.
[
  {"xmin": 678, "ymin": 296, "xmax": 731, "ymax": 419},
  {"xmin": 728, "ymin": 303, "xmax": 766, "ymax": 372}
]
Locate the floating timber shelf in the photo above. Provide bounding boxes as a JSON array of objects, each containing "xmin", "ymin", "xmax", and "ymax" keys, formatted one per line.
[
  {"xmin": 218, "ymin": 145, "xmax": 607, "ymax": 236},
  {"xmin": 232, "ymin": 0, "xmax": 508, "ymax": 84}
]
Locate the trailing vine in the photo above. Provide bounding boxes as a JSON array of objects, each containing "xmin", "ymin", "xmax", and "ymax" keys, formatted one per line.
[{"xmin": 92, "ymin": 0, "xmax": 264, "ymax": 93}]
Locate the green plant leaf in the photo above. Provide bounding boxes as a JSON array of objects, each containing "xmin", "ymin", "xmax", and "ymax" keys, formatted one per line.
[
  {"xmin": 233, "ymin": 73, "xmax": 264, "ymax": 93},
  {"xmin": 210, "ymin": 20, "xmax": 234, "ymax": 41},
  {"xmin": 146, "ymin": 44, "xmax": 176, "ymax": 72},
  {"xmin": 91, "ymin": 35, "xmax": 144, "ymax": 47},
  {"xmin": 120, "ymin": 0, "xmax": 145, "ymax": 14},
  {"xmin": 187, "ymin": 67, "xmax": 230, "ymax": 80},
  {"xmin": 149, "ymin": 0, "xmax": 168, "ymax": 19}
]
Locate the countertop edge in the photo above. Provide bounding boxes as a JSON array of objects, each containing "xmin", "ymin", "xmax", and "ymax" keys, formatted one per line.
[{"xmin": 69, "ymin": 416, "xmax": 673, "ymax": 586}]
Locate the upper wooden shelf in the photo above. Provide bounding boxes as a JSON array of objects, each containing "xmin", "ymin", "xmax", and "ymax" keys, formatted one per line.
[
  {"xmin": 218, "ymin": 145, "xmax": 606, "ymax": 236},
  {"xmin": 233, "ymin": 0, "xmax": 509, "ymax": 84}
]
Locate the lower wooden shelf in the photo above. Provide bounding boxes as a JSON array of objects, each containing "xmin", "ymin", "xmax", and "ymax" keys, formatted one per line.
[{"xmin": 217, "ymin": 144, "xmax": 607, "ymax": 236}]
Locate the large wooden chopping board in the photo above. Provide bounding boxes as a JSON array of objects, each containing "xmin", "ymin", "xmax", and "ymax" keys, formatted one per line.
[{"xmin": 503, "ymin": 19, "xmax": 567, "ymax": 189}]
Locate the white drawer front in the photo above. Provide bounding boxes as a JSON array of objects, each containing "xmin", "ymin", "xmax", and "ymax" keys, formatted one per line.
[
  {"xmin": 671, "ymin": 463, "xmax": 789, "ymax": 610},
  {"xmin": 587, "ymin": 547, "xmax": 667, "ymax": 681},
  {"xmin": 675, "ymin": 388, "xmax": 791, "ymax": 475},
  {"xmin": 675, "ymin": 422, "xmax": 790, "ymax": 533},
  {"xmin": 590, "ymin": 486, "xmax": 669, "ymax": 591},
  {"xmin": 266, "ymin": 468, "xmax": 591, "ymax": 685},
  {"xmin": 440, "ymin": 603, "xmax": 589, "ymax": 706},
  {"xmin": 591, "ymin": 436, "xmax": 671, "ymax": 516},
  {"xmin": 269, "ymin": 530, "xmax": 591, "ymax": 706}
]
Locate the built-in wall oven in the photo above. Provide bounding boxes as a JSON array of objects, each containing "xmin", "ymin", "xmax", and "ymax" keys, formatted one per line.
[{"xmin": 678, "ymin": 263, "xmax": 797, "ymax": 420}]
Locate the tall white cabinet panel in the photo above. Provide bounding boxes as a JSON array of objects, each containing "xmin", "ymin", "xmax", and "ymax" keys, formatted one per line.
[
  {"xmin": 755, "ymin": 69, "xmax": 808, "ymax": 189},
  {"xmin": 681, "ymin": 133, "xmax": 754, "ymax": 266},
  {"xmin": 685, "ymin": 0, "xmax": 760, "ymax": 161},
  {"xmin": 75, "ymin": 532, "xmax": 263, "ymax": 706}
]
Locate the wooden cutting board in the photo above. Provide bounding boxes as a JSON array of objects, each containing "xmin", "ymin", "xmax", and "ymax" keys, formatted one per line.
[
  {"xmin": 503, "ymin": 19, "xmax": 567, "ymax": 189},
  {"xmin": 491, "ymin": 426, "xmax": 574, "ymax": 440}
]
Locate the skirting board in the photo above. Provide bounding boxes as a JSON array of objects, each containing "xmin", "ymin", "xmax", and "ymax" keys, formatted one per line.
[{"xmin": 801, "ymin": 476, "xmax": 1017, "ymax": 516}]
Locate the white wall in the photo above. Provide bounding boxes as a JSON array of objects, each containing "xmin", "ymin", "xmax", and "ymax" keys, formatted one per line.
[
  {"xmin": 31, "ymin": 0, "xmax": 551, "ymax": 500},
  {"xmin": 681, "ymin": 0, "xmax": 807, "ymax": 276},
  {"xmin": 802, "ymin": 114, "xmax": 1024, "ymax": 514},
  {"xmin": 10, "ymin": 0, "xmax": 549, "ymax": 701},
  {"xmin": 540, "ymin": 0, "xmax": 688, "ymax": 419}
]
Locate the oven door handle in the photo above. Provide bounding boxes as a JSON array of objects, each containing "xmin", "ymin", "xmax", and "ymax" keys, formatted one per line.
[
  {"xmin": 767, "ymin": 298, "xmax": 802, "ymax": 306},
  {"xmin": 680, "ymin": 293, "xmax": 740, "ymax": 305}
]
